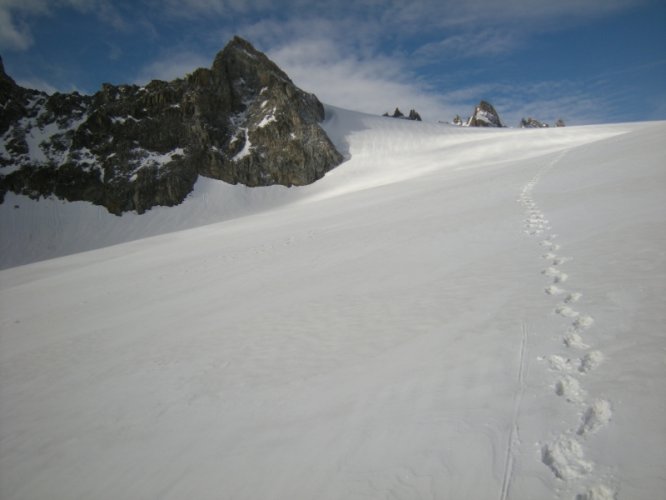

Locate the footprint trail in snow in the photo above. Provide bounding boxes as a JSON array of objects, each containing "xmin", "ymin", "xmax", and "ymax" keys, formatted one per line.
[{"xmin": 517, "ymin": 154, "xmax": 615, "ymax": 499}]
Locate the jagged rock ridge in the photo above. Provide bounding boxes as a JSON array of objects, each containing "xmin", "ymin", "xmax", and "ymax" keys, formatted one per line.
[
  {"xmin": 0, "ymin": 37, "xmax": 343, "ymax": 215},
  {"xmin": 382, "ymin": 107, "xmax": 422, "ymax": 121},
  {"xmin": 519, "ymin": 117, "xmax": 566, "ymax": 128},
  {"xmin": 520, "ymin": 117, "xmax": 549, "ymax": 128}
]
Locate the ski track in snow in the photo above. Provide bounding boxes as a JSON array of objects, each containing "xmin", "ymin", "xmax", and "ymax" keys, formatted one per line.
[
  {"xmin": 499, "ymin": 321, "xmax": 528, "ymax": 500},
  {"xmin": 517, "ymin": 152, "xmax": 615, "ymax": 499}
]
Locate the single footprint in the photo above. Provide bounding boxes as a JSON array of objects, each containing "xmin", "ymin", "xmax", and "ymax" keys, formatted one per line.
[
  {"xmin": 577, "ymin": 399, "xmax": 612, "ymax": 435},
  {"xmin": 555, "ymin": 305, "xmax": 580, "ymax": 318},
  {"xmin": 552, "ymin": 256, "xmax": 571, "ymax": 266},
  {"xmin": 541, "ymin": 240, "xmax": 562, "ymax": 251},
  {"xmin": 564, "ymin": 292, "xmax": 582, "ymax": 304},
  {"xmin": 564, "ymin": 332, "xmax": 590, "ymax": 349},
  {"xmin": 573, "ymin": 315, "xmax": 595, "ymax": 330},
  {"xmin": 575, "ymin": 484, "xmax": 617, "ymax": 500},
  {"xmin": 579, "ymin": 351, "xmax": 604, "ymax": 373},
  {"xmin": 555, "ymin": 375, "xmax": 586, "ymax": 402},
  {"xmin": 541, "ymin": 435, "xmax": 593, "ymax": 480},
  {"xmin": 548, "ymin": 354, "xmax": 574, "ymax": 372},
  {"xmin": 545, "ymin": 285, "xmax": 566, "ymax": 296},
  {"xmin": 542, "ymin": 267, "xmax": 568, "ymax": 283}
]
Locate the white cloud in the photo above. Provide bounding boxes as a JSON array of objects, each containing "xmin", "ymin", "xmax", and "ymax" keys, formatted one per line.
[
  {"xmin": 160, "ymin": 0, "xmax": 648, "ymax": 30},
  {"xmin": 414, "ymin": 30, "xmax": 521, "ymax": 60},
  {"xmin": 267, "ymin": 37, "xmax": 455, "ymax": 122},
  {"xmin": 0, "ymin": 8, "xmax": 33, "ymax": 50},
  {"xmin": 0, "ymin": 0, "xmax": 52, "ymax": 50},
  {"xmin": 0, "ymin": 0, "xmax": 127, "ymax": 51},
  {"xmin": 381, "ymin": 0, "xmax": 649, "ymax": 30}
]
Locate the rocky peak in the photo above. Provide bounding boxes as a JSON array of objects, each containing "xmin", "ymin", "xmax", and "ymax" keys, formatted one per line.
[
  {"xmin": 466, "ymin": 100, "xmax": 503, "ymax": 127},
  {"xmin": 408, "ymin": 109, "xmax": 422, "ymax": 121},
  {"xmin": 520, "ymin": 117, "xmax": 549, "ymax": 128},
  {"xmin": 0, "ymin": 36, "xmax": 343, "ymax": 215},
  {"xmin": 213, "ymin": 36, "xmax": 291, "ymax": 86}
]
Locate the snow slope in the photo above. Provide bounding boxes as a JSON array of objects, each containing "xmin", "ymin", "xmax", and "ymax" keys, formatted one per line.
[{"xmin": 0, "ymin": 108, "xmax": 664, "ymax": 500}]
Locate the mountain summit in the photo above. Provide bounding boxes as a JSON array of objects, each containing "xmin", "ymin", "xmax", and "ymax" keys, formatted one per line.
[{"xmin": 0, "ymin": 37, "xmax": 343, "ymax": 215}]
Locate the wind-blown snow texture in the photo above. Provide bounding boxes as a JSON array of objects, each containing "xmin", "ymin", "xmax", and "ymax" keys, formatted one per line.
[{"xmin": 0, "ymin": 107, "xmax": 665, "ymax": 500}]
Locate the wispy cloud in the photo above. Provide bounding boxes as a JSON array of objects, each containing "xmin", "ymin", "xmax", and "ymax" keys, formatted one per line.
[
  {"xmin": 381, "ymin": 0, "xmax": 650, "ymax": 30},
  {"xmin": 267, "ymin": 37, "xmax": 454, "ymax": 121},
  {"xmin": 0, "ymin": 0, "xmax": 48, "ymax": 50},
  {"xmin": 0, "ymin": 9, "xmax": 31, "ymax": 50},
  {"xmin": 414, "ymin": 30, "xmax": 521, "ymax": 61},
  {"xmin": 15, "ymin": 77, "xmax": 58, "ymax": 94}
]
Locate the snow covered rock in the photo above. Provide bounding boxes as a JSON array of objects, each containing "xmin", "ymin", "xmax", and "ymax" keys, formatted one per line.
[
  {"xmin": 465, "ymin": 100, "xmax": 504, "ymax": 127},
  {"xmin": 0, "ymin": 37, "xmax": 343, "ymax": 215},
  {"xmin": 520, "ymin": 117, "xmax": 549, "ymax": 128}
]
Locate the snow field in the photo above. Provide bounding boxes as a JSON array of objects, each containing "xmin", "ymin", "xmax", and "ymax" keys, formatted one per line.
[{"xmin": 1, "ymin": 108, "xmax": 665, "ymax": 499}]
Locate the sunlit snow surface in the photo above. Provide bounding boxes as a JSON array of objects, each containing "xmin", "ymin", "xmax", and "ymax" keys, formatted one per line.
[{"xmin": 1, "ymin": 108, "xmax": 665, "ymax": 500}]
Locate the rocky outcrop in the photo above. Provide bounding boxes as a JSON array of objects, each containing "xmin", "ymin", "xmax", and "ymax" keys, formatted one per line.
[
  {"xmin": 0, "ymin": 37, "xmax": 343, "ymax": 215},
  {"xmin": 555, "ymin": 119, "xmax": 566, "ymax": 127},
  {"xmin": 408, "ymin": 109, "xmax": 422, "ymax": 121},
  {"xmin": 520, "ymin": 117, "xmax": 549, "ymax": 128},
  {"xmin": 382, "ymin": 107, "xmax": 422, "ymax": 121},
  {"xmin": 465, "ymin": 100, "xmax": 503, "ymax": 127}
]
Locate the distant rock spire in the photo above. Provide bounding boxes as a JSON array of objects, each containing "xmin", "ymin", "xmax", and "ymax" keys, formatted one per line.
[
  {"xmin": 466, "ymin": 100, "xmax": 503, "ymax": 127},
  {"xmin": 520, "ymin": 117, "xmax": 549, "ymax": 128},
  {"xmin": 408, "ymin": 109, "xmax": 422, "ymax": 121},
  {"xmin": 382, "ymin": 107, "xmax": 422, "ymax": 121}
]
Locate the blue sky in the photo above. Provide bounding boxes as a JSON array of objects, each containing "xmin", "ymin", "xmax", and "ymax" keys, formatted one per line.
[{"xmin": 1, "ymin": 0, "xmax": 664, "ymax": 125}]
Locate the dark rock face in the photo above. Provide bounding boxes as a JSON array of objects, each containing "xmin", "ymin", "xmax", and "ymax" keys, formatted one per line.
[
  {"xmin": 520, "ymin": 117, "xmax": 549, "ymax": 128},
  {"xmin": 383, "ymin": 107, "xmax": 422, "ymax": 121},
  {"xmin": 452, "ymin": 114, "xmax": 463, "ymax": 126},
  {"xmin": 408, "ymin": 109, "xmax": 422, "ymax": 121},
  {"xmin": 466, "ymin": 100, "xmax": 503, "ymax": 127},
  {"xmin": 0, "ymin": 37, "xmax": 343, "ymax": 215}
]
